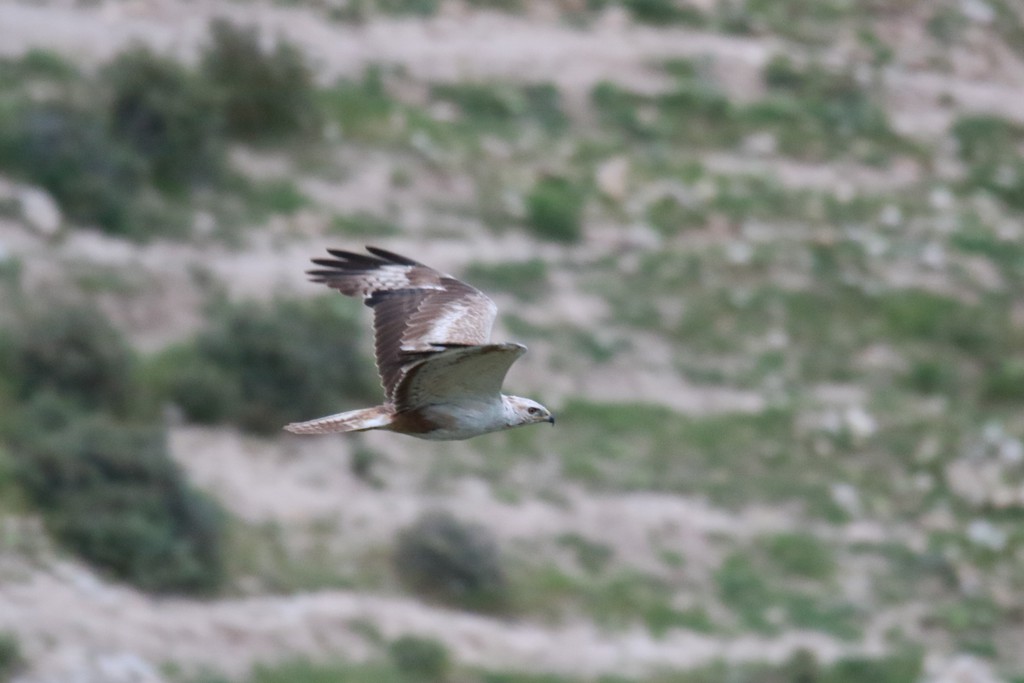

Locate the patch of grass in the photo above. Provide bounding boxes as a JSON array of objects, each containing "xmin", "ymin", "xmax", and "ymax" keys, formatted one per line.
[
  {"xmin": 989, "ymin": 0, "xmax": 1024, "ymax": 60},
  {"xmin": 556, "ymin": 532, "xmax": 613, "ymax": 575},
  {"xmin": 515, "ymin": 564, "xmax": 715, "ymax": 636},
  {"xmin": 931, "ymin": 596, "xmax": 1004, "ymax": 657},
  {"xmin": 225, "ymin": 519, "xmax": 369, "ymax": 593},
  {"xmin": 715, "ymin": 551, "xmax": 776, "ymax": 631},
  {"xmin": 718, "ymin": 0, "xmax": 855, "ymax": 44},
  {"xmin": 0, "ymin": 49, "xmax": 77, "ymax": 88},
  {"xmin": 981, "ymin": 358, "xmax": 1024, "ymax": 403},
  {"xmin": 715, "ymin": 550, "xmax": 859, "ymax": 638},
  {"xmin": 241, "ymin": 178, "xmax": 310, "ymax": 216},
  {"xmin": 321, "ymin": 67, "xmax": 398, "ymax": 143},
  {"xmin": 463, "ymin": 259, "xmax": 549, "ymax": 302},
  {"xmin": 592, "ymin": 58, "xmax": 906, "ymax": 162},
  {"xmin": 329, "ymin": 210, "xmax": 401, "ymax": 237},
  {"xmin": 645, "ymin": 194, "xmax": 707, "ymax": 235},
  {"xmin": 762, "ymin": 532, "xmax": 836, "ymax": 581},
  {"xmin": 756, "ymin": 55, "xmax": 902, "ymax": 161},
  {"xmin": 388, "ymin": 635, "xmax": 451, "ymax": 682},
  {"xmin": 431, "ymin": 82, "xmax": 567, "ymax": 132},
  {"xmin": 195, "ymin": 647, "xmax": 925, "ymax": 683},
  {"xmin": 952, "ymin": 115, "xmax": 1024, "ymax": 210},
  {"xmin": 248, "ymin": 658, "xmax": 405, "ymax": 683},
  {"xmin": 376, "ymin": 0, "xmax": 440, "ymax": 16},
  {"xmin": 950, "ymin": 214, "xmax": 1024, "ymax": 284}
]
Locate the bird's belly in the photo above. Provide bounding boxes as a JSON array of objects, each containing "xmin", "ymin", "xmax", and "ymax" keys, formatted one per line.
[{"xmin": 411, "ymin": 401, "xmax": 505, "ymax": 440}]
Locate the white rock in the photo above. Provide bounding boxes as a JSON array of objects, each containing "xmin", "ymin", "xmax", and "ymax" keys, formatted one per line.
[
  {"xmin": 596, "ymin": 156, "xmax": 630, "ymax": 202},
  {"xmin": 966, "ymin": 519, "xmax": 1007, "ymax": 551},
  {"xmin": 960, "ymin": 0, "xmax": 995, "ymax": 24},
  {"xmin": 17, "ymin": 185, "xmax": 62, "ymax": 236},
  {"xmin": 845, "ymin": 406, "xmax": 877, "ymax": 438},
  {"xmin": 925, "ymin": 653, "xmax": 1004, "ymax": 683}
]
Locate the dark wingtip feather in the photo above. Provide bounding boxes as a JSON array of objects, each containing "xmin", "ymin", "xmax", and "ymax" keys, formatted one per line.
[
  {"xmin": 324, "ymin": 248, "xmax": 386, "ymax": 266},
  {"xmin": 366, "ymin": 246, "xmax": 422, "ymax": 266}
]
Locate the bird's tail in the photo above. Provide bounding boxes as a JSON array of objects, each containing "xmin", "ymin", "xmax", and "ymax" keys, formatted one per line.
[{"xmin": 283, "ymin": 406, "xmax": 394, "ymax": 435}]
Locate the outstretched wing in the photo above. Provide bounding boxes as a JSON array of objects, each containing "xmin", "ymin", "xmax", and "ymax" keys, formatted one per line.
[
  {"xmin": 307, "ymin": 246, "xmax": 498, "ymax": 402},
  {"xmin": 394, "ymin": 343, "xmax": 527, "ymax": 411}
]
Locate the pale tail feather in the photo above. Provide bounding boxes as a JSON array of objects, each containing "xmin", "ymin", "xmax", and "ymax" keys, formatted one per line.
[{"xmin": 283, "ymin": 406, "xmax": 394, "ymax": 435}]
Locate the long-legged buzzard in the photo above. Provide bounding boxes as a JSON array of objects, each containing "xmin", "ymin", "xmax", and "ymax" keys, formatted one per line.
[{"xmin": 284, "ymin": 246, "xmax": 554, "ymax": 440}]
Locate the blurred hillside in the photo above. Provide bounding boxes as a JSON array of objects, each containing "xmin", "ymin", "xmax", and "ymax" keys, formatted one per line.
[{"xmin": 1, "ymin": 1, "xmax": 1024, "ymax": 682}]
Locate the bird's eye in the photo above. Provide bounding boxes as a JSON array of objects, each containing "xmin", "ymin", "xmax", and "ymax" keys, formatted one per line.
[{"xmin": 527, "ymin": 407, "xmax": 540, "ymax": 415}]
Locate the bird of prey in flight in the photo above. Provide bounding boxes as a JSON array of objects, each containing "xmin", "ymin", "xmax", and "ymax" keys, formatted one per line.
[{"xmin": 284, "ymin": 246, "xmax": 554, "ymax": 440}]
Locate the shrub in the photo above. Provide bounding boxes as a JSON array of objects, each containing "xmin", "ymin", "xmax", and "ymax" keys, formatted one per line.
[
  {"xmin": 0, "ymin": 632, "xmax": 22, "ymax": 681},
  {"xmin": 144, "ymin": 346, "xmax": 240, "ymax": 425},
  {"xmin": 982, "ymin": 358, "xmax": 1024, "ymax": 402},
  {"xmin": 387, "ymin": 635, "xmax": 450, "ymax": 681},
  {"xmin": 2, "ymin": 300, "xmax": 136, "ymax": 415},
  {"xmin": 0, "ymin": 49, "xmax": 76, "ymax": 87},
  {"xmin": 623, "ymin": 0, "xmax": 705, "ymax": 25},
  {"xmin": 763, "ymin": 532, "xmax": 836, "ymax": 581},
  {"xmin": 154, "ymin": 297, "xmax": 378, "ymax": 434},
  {"xmin": 376, "ymin": 0, "xmax": 440, "ymax": 16},
  {"xmin": 394, "ymin": 510, "xmax": 508, "ymax": 612},
  {"xmin": 201, "ymin": 20, "xmax": 320, "ymax": 141},
  {"xmin": 525, "ymin": 175, "xmax": 585, "ymax": 243},
  {"xmin": 0, "ymin": 103, "xmax": 148, "ymax": 234},
  {"xmin": 431, "ymin": 82, "xmax": 566, "ymax": 131},
  {"xmin": 953, "ymin": 115, "xmax": 1024, "ymax": 210},
  {"xmin": 10, "ymin": 406, "xmax": 225, "ymax": 594},
  {"xmin": 715, "ymin": 552, "xmax": 774, "ymax": 630},
  {"xmin": 104, "ymin": 45, "xmax": 224, "ymax": 192}
]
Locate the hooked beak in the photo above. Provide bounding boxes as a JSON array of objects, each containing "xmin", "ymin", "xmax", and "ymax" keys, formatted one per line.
[{"xmin": 547, "ymin": 415, "xmax": 555, "ymax": 425}]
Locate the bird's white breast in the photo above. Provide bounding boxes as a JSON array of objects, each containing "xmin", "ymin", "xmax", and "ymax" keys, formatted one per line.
[{"xmin": 414, "ymin": 398, "xmax": 507, "ymax": 440}]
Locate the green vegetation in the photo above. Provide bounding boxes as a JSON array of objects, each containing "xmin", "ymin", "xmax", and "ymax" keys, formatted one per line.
[
  {"xmin": 525, "ymin": 175, "xmax": 585, "ymax": 242},
  {"xmin": 196, "ymin": 648, "xmax": 924, "ymax": 683},
  {"xmin": 0, "ymin": 632, "xmax": 22, "ymax": 682},
  {"xmin": 105, "ymin": 46, "xmax": 224, "ymax": 192},
  {"xmin": 394, "ymin": 510, "xmax": 509, "ymax": 612},
  {"xmin": 9, "ymin": 405, "xmax": 224, "ymax": 593},
  {"xmin": 762, "ymin": 532, "xmax": 836, "ymax": 581},
  {"xmin": 590, "ymin": 55, "xmax": 907, "ymax": 164},
  {"xmin": 716, "ymin": 0, "xmax": 856, "ymax": 44},
  {"xmin": 388, "ymin": 635, "xmax": 451, "ymax": 681},
  {"xmin": 623, "ymin": 0, "xmax": 705, "ymax": 26},
  {"xmin": 714, "ymin": 551, "xmax": 858, "ymax": 638},
  {"xmin": 432, "ymin": 82, "xmax": 567, "ymax": 132},
  {"xmin": 201, "ymin": 19, "xmax": 321, "ymax": 141},
  {"xmin": 0, "ymin": 21, "xmax": 319, "ymax": 238},
  {"xmin": 0, "ymin": 103, "xmax": 159, "ymax": 237},
  {"xmin": 0, "ymin": 300, "xmax": 225, "ymax": 594},
  {"xmin": 2, "ymin": 301, "xmax": 137, "ymax": 415},
  {"xmin": 953, "ymin": 115, "xmax": 1024, "ymax": 211},
  {"xmin": 517, "ymin": 564, "xmax": 715, "ymax": 636},
  {"xmin": 147, "ymin": 297, "xmax": 378, "ymax": 434},
  {"xmin": 463, "ymin": 259, "xmax": 549, "ymax": 301}
]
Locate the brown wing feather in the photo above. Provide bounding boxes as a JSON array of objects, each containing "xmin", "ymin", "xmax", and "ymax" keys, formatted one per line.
[{"xmin": 306, "ymin": 246, "xmax": 499, "ymax": 401}]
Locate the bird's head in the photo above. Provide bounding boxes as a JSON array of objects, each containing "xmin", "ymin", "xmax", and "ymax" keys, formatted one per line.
[{"xmin": 503, "ymin": 395, "xmax": 555, "ymax": 428}]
